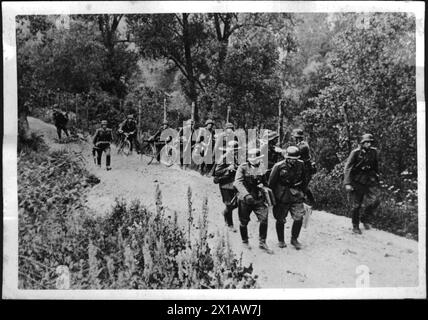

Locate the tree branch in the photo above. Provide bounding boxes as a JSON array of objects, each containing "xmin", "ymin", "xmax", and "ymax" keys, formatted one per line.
[{"xmin": 174, "ymin": 13, "xmax": 183, "ymax": 27}]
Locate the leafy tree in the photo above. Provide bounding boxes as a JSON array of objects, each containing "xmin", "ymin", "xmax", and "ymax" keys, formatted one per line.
[{"xmin": 302, "ymin": 13, "xmax": 416, "ymax": 186}]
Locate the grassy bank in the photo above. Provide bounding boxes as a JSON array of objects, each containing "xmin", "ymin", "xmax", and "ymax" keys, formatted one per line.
[{"xmin": 310, "ymin": 163, "xmax": 418, "ymax": 240}]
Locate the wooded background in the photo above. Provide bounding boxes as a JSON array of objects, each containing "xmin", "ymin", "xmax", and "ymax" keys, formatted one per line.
[{"xmin": 16, "ymin": 12, "xmax": 417, "ymax": 196}]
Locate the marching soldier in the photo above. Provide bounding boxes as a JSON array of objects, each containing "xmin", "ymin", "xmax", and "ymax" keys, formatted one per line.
[
  {"xmin": 234, "ymin": 148, "xmax": 273, "ymax": 254},
  {"xmin": 268, "ymin": 146, "xmax": 306, "ymax": 250},
  {"xmin": 196, "ymin": 119, "xmax": 216, "ymax": 175},
  {"xmin": 149, "ymin": 120, "xmax": 170, "ymax": 162},
  {"xmin": 92, "ymin": 120, "xmax": 113, "ymax": 171},
  {"xmin": 52, "ymin": 105, "xmax": 70, "ymax": 141},
  {"xmin": 214, "ymin": 122, "xmax": 238, "ymax": 158},
  {"xmin": 213, "ymin": 140, "xmax": 241, "ymax": 231},
  {"xmin": 344, "ymin": 133, "xmax": 380, "ymax": 234},
  {"xmin": 261, "ymin": 130, "xmax": 283, "ymax": 180},
  {"xmin": 178, "ymin": 119, "xmax": 196, "ymax": 168},
  {"xmin": 118, "ymin": 114, "xmax": 139, "ymax": 153},
  {"xmin": 291, "ymin": 128, "xmax": 316, "ymax": 206}
]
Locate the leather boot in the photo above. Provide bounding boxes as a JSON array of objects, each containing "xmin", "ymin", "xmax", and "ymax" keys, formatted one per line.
[{"xmin": 275, "ymin": 221, "xmax": 286, "ymax": 248}]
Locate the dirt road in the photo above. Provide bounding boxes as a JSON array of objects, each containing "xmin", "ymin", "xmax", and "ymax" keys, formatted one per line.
[{"xmin": 28, "ymin": 117, "xmax": 419, "ymax": 288}]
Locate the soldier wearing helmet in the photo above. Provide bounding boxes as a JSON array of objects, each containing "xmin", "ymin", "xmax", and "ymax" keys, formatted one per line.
[
  {"xmin": 268, "ymin": 146, "xmax": 306, "ymax": 250},
  {"xmin": 260, "ymin": 129, "xmax": 283, "ymax": 179},
  {"xmin": 195, "ymin": 119, "xmax": 216, "ymax": 175},
  {"xmin": 52, "ymin": 105, "xmax": 70, "ymax": 141},
  {"xmin": 118, "ymin": 114, "xmax": 139, "ymax": 153},
  {"xmin": 149, "ymin": 119, "xmax": 171, "ymax": 162},
  {"xmin": 234, "ymin": 148, "xmax": 273, "ymax": 254},
  {"xmin": 177, "ymin": 119, "xmax": 196, "ymax": 169},
  {"xmin": 291, "ymin": 128, "xmax": 316, "ymax": 206},
  {"xmin": 213, "ymin": 122, "xmax": 238, "ymax": 163},
  {"xmin": 213, "ymin": 140, "xmax": 241, "ymax": 231},
  {"xmin": 92, "ymin": 120, "xmax": 113, "ymax": 170},
  {"xmin": 344, "ymin": 133, "xmax": 380, "ymax": 234}
]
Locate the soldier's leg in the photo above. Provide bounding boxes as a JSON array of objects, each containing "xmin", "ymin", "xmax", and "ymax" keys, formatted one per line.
[
  {"xmin": 290, "ymin": 202, "xmax": 305, "ymax": 250},
  {"xmin": 96, "ymin": 148, "xmax": 102, "ymax": 166},
  {"xmin": 273, "ymin": 203, "xmax": 289, "ymax": 246},
  {"xmin": 348, "ymin": 186, "xmax": 364, "ymax": 228},
  {"xmin": 237, "ymin": 200, "xmax": 251, "ymax": 244},
  {"xmin": 56, "ymin": 126, "xmax": 62, "ymax": 140},
  {"xmin": 63, "ymin": 127, "xmax": 69, "ymax": 137},
  {"xmin": 254, "ymin": 203, "xmax": 273, "ymax": 253},
  {"xmin": 220, "ymin": 188, "xmax": 235, "ymax": 227},
  {"xmin": 361, "ymin": 186, "xmax": 380, "ymax": 225},
  {"xmin": 305, "ymin": 187, "xmax": 315, "ymax": 206},
  {"xmin": 105, "ymin": 146, "xmax": 111, "ymax": 169}
]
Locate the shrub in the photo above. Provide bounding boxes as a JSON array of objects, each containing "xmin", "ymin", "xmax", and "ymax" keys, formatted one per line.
[{"xmin": 310, "ymin": 162, "xmax": 418, "ymax": 239}]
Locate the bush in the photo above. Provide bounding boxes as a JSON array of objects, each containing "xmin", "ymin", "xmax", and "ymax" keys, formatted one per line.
[
  {"xmin": 18, "ymin": 131, "xmax": 48, "ymax": 154},
  {"xmin": 18, "ymin": 147, "xmax": 258, "ymax": 289},
  {"xmin": 310, "ymin": 162, "xmax": 418, "ymax": 239}
]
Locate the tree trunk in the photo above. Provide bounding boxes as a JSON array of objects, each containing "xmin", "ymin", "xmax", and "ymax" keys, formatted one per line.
[{"xmin": 182, "ymin": 13, "xmax": 198, "ymax": 123}]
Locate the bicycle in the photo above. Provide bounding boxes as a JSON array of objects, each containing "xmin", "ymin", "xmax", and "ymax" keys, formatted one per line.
[
  {"xmin": 117, "ymin": 132, "xmax": 133, "ymax": 156},
  {"xmin": 140, "ymin": 134, "xmax": 178, "ymax": 167}
]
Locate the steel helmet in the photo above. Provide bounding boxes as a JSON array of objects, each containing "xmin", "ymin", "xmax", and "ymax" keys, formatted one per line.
[
  {"xmin": 101, "ymin": 120, "xmax": 108, "ymax": 125},
  {"xmin": 220, "ymin": 140, "xmax": 241, "ymax": 152},
  {"xmin": 225, "ymin": 122, "xmax": 234, "ymax": 130},
  {"xmin": 360, "ymin": 133, "xmax": 374, "ymax": 144},
  {"xmin": 292, "ymin": 128, "xmax": 304, "ymax": 138},
  {"xmin": 205, "ymin": 119, "xmax": 214, "ymax": 125},
  {"xmin": 127, "ymin": 114, "xmax": 134, "ymax": 119},
  {"xmin": 285, "ymin": 146, "xmax": 300, "ymax": 159}
]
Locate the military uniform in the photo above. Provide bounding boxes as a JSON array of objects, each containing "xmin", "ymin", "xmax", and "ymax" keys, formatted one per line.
[
  {"xmin": 268, "ymin": 156, "xmax": 306, "ymax": 248},
  {"xmin": 295, "ymin": 140, "xmax": 316, "ymax": 205},
  {"xmin": 119, "ymin": 118, "xmax": 139, "ymax": 152},
  {"xmin": 93, "ymin": 127, "xmax": 113, "ymax": 168},
  {"xmin": 264, "ymin": 143, "xmax": 283, "ymax": 179},
  {"xmin": 234, "ymin": 161, "xmax": 270, "ymax": 247},
  {"xmin": 196, "ymin": 125, "xmax": 216, "ymax": 175},
  {"xmin": 344, "ymin": 145, "xmax": 380, "ymax": 228},
  {"xmin": 177, "ymin": 121, "xmax": 196, "ymax": 168},
  {"xmin": 53, "ymin": 110, "xmax": 69, "ymax": 140},
  {"xmin": 151, "ymin": 124, "xmax": 170, "ymax": 162},
  {"xmin": 214, "ymin": 152, "xmax": 239, "ymax": 228}
]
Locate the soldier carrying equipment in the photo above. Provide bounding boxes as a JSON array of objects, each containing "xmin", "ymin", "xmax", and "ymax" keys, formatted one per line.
[
  {"xmin": 118, "ymin": 114, "xmax": 139, "ymax": 153},
  {"xmin": 291, "ymin": 128, "xmax": 316, "ymax": 206},
  {"xmin": 213, "ymin": 140, "xmax": 241, "ymax": 231},
  {"xmin": 52, "ymin": 105, "xmax": 70, "ymax": 141},
  {"xmin": 261, "ymin": 130, "xmax": 283, "ymax": 180},
  {"xmin": 234, "ymin": 148, "xmax": 274, "ymax": 254},
  {"xmin": 344, "ymin": 133, "xmax": 380, "ymax": 234},
  {"xmin": 93, "ymin": 120, "xmax": 113, "ymax": 170},
  {"xmin": 268, "ymin": 146, "xmax": 306, "ymax": 250}
]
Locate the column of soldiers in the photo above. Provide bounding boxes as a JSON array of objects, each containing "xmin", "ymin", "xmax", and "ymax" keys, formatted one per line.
[{"xmin": 91, "ymin": 116, "xmax": 380, "ymax": 249}]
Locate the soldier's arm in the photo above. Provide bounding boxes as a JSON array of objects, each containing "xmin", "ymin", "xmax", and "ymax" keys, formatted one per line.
[
  {"xmin": 107, "ymin": 129, "xmax": 113, "ymax": 142},
  {"xmin": 92, "ymin": 129, "xmax": 99, "ymax": 145},
  {"xmin": 214, "ymin": 157, "xmax": 230, "ymax": 177},
  {"xmin": 343, "ymin": 150, "xmax": 357, "ymax": 185},
  {"xmin": 233, "ymin": 165, "xmax": 250, "ymax": 198},
  {"xmin": 268, "ymin": 162, "xmax": 280, "ymax": 189}
]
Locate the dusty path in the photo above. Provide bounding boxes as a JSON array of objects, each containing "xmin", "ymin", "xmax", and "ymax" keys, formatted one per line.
[{"xmin": 28, "ymin": 117, "xmax": 419, "ymax": 288}]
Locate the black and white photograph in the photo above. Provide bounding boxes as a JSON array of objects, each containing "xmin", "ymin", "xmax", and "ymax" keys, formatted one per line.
[{"xmin": 2, "ymin": 1, "xmax": 426, "ymax": 300}]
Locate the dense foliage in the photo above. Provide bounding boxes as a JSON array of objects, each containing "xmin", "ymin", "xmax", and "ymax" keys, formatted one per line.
[{"xmin": 16, "ymin": 12, "xmax": 419, "ymax": 240}]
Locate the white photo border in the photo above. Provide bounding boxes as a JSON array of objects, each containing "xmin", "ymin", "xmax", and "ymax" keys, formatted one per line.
[{"xmin": 2, "ymin": 1, "xmax": 426, "ymax": 299}]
